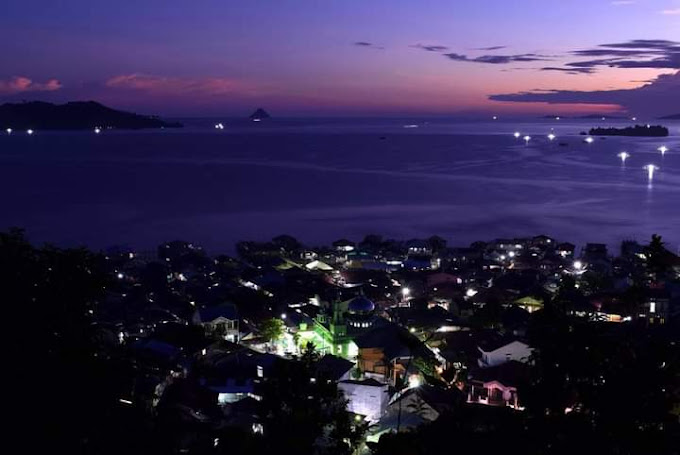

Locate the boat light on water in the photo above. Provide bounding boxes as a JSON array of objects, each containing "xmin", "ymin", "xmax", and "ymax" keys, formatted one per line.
[
  {"xmin": 618, "ymin": 152, "xmax": 630, "ymax": 163},
  {"xmin": 584, "ymin": 136, "xmax": 594, "ymax": 144},
  {"xmin": 513, "ymin": 132, "xmax": 521, "ymax": 138},
  {"xmin": 548, "ymin": 133, "xmax": 556, "ymax": 141},
  {"xmin": 644, "ymin": 164, "xmax": 659, "ymax": 180}
]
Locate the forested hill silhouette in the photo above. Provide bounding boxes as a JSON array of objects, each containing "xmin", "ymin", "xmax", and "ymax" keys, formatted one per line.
[
  {"xmin": 0, "ymin": 101, "xmax": 182, "ymax": 130},
  {"xmin": 588, "ymin": 124, "xmax": 669, "ymax": 137}
]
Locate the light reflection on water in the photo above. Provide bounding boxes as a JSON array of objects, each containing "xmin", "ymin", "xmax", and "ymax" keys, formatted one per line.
[{"xmin": 0, "ymin": 119, "xmax": 678, "ymax": 253}]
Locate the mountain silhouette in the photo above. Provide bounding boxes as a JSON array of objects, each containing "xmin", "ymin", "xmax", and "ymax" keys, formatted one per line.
[{"xmin": 0, "ymin": 101, "xmax": 182, "ymax": 130}]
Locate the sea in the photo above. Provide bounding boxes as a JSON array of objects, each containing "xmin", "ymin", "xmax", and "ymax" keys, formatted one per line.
[{"xmin": 1, "ymin": 117, "xmax": 679, "ymax": 255}]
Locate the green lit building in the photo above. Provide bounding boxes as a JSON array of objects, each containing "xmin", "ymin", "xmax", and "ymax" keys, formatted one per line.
[{"xmin": 297, "ymin": 295, "xmax": 378, "ymax": 360}]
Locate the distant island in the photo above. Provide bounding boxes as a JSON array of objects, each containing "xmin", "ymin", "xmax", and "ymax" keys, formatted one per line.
[
  {"xmin": 579, "ymin": 114, "xmax": 627, "ymax": 120},
  {"xmin": 249, "ymin": 108, "xmax": 271, "ymax": 121},
  {"xmin": 659, "ymin": 113, "xmax": 680, "ymax": 120},
  {"xmin": 0, "ymin": 101, "xmax": 182, "ymax": 130},
  {"xmin": 588, "ymin": 124, "xmax": 669, "ymax": 137}
]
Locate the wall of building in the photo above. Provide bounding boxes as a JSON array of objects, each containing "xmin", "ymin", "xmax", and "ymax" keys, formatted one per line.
[{"xmin": 338, "ymin": 381, "xmax": 389, "ymax": 422}]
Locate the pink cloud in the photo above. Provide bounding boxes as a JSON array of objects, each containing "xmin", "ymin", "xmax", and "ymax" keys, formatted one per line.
[
  {"xmin": 105, "ymin": 74, "xmax": 242, "ymax": 96},
  {"xmin": 0, "ymin": 76, "xmax": 62, "ymax": 94}
]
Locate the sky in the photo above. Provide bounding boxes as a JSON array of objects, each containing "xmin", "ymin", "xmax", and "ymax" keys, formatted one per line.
[{"xmin": 0, "ymin": 0, "xmax": 678, "ymax": 116}]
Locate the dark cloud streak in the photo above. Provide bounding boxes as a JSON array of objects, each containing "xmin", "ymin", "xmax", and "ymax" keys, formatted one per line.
[
  {"xmin": 541, "ymin": 67, "xmax": 595, "ymax": 75},
  {"xmin": 412, "ymin": 44, "xmax": 449, "ymax": 52},
  {"xmin": 489, "ymin": 71, "xmax": 680, "ymax": 116},
  {"xmin": 443, "ymin": 52, "xmax": 550, "ymax": 64},
  {"xmin": 354, "ymin": 41, "xmax": 384, "ymax": 49},
  {"xmin": 475, "ymin": 46, "xmax": 507, "ymax": 51},
  {"xmin": 552, "ymin": 39, "xmax": 680, "ymax": 73}
]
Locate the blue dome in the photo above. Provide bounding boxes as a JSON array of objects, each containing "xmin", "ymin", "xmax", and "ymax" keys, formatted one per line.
[{"xmin": 348, "ymin": 296, "xmax": 375, "ymax": 314}]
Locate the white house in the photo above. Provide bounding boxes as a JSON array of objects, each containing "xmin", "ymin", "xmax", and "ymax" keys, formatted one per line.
[
  {"xmin": 192, "ymin": 303, "xmax": 240, "ymax": 342},
  {"xmin": 477, "ymin": 339, "xmax": 532, "ymax": 368},
  {"xmin": 338, "ymin": 378, "xmax": 390, "ymax": 422}
]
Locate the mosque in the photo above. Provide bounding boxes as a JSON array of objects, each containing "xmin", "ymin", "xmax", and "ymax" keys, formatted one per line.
[{"xmin": 297, "ymin": 294, "xmax": 380, "ymax": 360}]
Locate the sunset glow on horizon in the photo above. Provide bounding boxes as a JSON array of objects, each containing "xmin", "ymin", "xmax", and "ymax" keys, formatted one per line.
[{"xmin": 0, "ymin": 0, "xmax": 678, "ymax": 116}]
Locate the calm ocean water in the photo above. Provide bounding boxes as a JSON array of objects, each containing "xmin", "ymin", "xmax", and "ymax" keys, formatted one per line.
[{"xmin": 1, "ymin": 118, "xmax": 679, "ymax": 254}]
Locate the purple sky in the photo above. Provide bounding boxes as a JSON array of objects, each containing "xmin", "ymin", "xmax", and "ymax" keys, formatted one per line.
[{"xmin": 1, "ymin": 0, "xmax": 678, "ymax": 116}]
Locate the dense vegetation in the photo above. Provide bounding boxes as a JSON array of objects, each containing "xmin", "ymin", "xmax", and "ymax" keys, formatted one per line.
[{"xmin": 588, "ymin": 124, "xmax": 669, "ymax": 137}]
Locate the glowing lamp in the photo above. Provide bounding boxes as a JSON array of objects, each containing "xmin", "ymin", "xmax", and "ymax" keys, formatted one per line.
[{"xmin": 644, "ymin": 164, "xmax": 658, "ymax": 180}]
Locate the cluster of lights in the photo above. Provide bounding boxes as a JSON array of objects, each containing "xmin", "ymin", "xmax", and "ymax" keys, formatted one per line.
[{"xmin": 214, "ymin": 123, "xmax": 225, "ymax": 130}]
